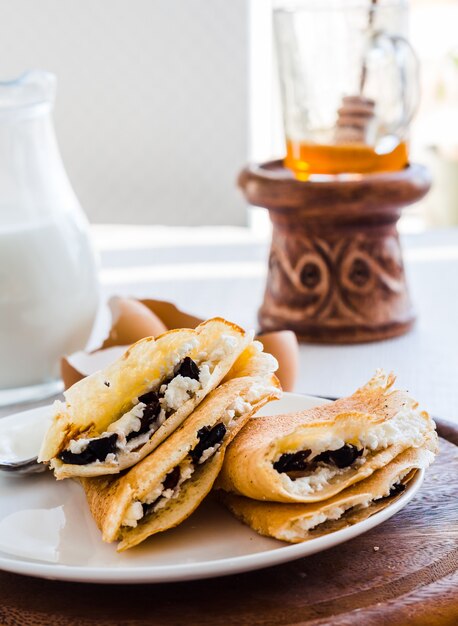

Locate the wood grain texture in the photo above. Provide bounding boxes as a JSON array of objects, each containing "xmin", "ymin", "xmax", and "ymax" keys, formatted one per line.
[
  {"xmin": 238, "ymin": 161, "xmax": 432, "ymax": 344},
  {"xmin": 0, "ymin": 421, "xmax": 456, "ymax": 626}
]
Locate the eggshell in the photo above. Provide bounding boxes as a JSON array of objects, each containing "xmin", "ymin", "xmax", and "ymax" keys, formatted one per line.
[
  {"xmin": 140, "ymin": 299, "xmax": 203, "ymax": 330},
  {"xmin": 256, "ymin": 330, "xmax": 299, "ymax": 392},
  {"xmin": 101, "ymin": 297, "xmax": 168, "ymax": 348},
  {"xmin": 60, "ymin": 296, "xmax": 299, "ymax": 393},
  {"xmin": 60, "ymin": 355, "xmax": 85, "ymax": 390},
  {"xmin": 61, "ymin": 345, "xmax": 128, "ymax": 390}
]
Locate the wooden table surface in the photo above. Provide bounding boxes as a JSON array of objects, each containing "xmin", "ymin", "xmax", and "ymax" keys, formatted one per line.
[{"xmin": 0, "ymin": 419, "xmax": 456, "ymax": 626}]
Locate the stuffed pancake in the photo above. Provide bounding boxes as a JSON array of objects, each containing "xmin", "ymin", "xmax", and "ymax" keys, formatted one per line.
[
  {"xmin": 81, "ymin": 352, "xmax": 281, "ymax": 551},
  {"xmin": 39, "ymin": 318, "xmax": 252, "ymax": 478},
  {"xmin": 217, "ymin": 371, "xmax": 436, "ymax": 503},
  {"xmin": 220, "ymin": 435, "xmax": 437, "ymax": 542}
]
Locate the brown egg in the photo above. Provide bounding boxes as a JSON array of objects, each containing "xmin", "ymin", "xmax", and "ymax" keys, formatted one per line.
[
  {"xmin": 140, "ymin": 298, "xmax": 203, "ymax": 330},
  {"xmin": 61, "ymin": 298, "xmax": 204, "ymax": 391},
  {"xmin": 61, "ymin": 294, "xmax": 299, "ymax": 393},
  {"xmin": 61, "ymin": 346, "xmax": 128, "ymax": 390},
  {"xmin": 101, "ymin": 297, "xmax": 168, "ymax": 349},
  {"xmin": 60, "ymin": 355, "xmax": 85, "ymax": 390},
  {"xmin": 256, "ymin": 330, "xmax": 299, "ymax": 392}
]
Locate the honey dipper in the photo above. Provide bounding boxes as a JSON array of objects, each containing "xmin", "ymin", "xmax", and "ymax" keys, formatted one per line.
[{"xmin": 334, "ymin": 95, "xmax": 376, "ymax": 144}]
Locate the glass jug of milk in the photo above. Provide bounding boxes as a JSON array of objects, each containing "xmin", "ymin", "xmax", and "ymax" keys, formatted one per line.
[{"xmin": 0, "ymin": 71, "xmax": 99, "ymax": 405}]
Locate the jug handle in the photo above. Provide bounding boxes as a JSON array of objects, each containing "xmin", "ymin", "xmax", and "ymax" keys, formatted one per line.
[
  {"xmin": 392, "ymin": 33, "xmax": 421, "ymax": 134},
  {"xmin": 373, "ymin": 31, "xmax": 421, "ymax": 138}
]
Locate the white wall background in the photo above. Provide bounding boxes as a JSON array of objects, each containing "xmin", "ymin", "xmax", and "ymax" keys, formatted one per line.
[{"xmin": 0, "ymin": 0, "xmax": 249, "ymax": 225}]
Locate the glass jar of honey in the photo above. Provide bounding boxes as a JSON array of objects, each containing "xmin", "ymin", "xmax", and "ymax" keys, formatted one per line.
[{"xmin": 274, "ymin": 0, "xmax": 419, "ymax": 177}]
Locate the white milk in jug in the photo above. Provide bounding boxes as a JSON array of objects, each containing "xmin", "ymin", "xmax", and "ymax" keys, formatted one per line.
[{"xmin": 0, "ymin": 214, "xmax": 98, "ymax": 390}]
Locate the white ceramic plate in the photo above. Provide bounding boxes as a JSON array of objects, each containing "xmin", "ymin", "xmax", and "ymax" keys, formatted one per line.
[{"xmin": 0, "ymin": 393, "xmax": 424, "ymax": 584}]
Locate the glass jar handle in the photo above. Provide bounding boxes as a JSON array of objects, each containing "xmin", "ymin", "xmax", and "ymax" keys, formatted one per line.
[
  {"xmin": 391, "ymin": 34, "xmax": 420, "ymax": 134},
  {"xmin": 372, "ymin": 31, "xmax": 420, "ymax": 137}
]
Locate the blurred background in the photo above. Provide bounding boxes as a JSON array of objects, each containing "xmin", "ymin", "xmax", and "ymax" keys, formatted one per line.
[{"xmin": 1, "ymin": 0, "xmax": 457, "ymax": 229}]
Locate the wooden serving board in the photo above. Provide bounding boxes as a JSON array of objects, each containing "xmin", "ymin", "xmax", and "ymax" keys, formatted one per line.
[{"xmin": 0, "ymin": 421, "xmax": 457, "ymax": 626}]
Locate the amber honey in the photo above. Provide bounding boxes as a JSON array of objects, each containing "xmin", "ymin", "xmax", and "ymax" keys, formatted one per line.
[{"xmin": 285, "ymin": 140, "xmax": 409, "ymax": 177}]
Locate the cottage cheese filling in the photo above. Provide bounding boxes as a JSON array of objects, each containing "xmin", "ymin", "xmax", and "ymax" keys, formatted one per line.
[
  {"xmin": 160, "ymin": 376, "xmax": 201, "ymax": 412},
  {"xmin": 277, "ymin": 402, "xmax": 427, "ymax": 497},
  {"xmin": 280, "ymin": 474, "xmax": 409, "ymax": 542},
  {"xmin": 60, "ymin": 355, "xmax": 218, "ymax": 466},
  {"xmin": 120, "ymin": 392, "xmax": 265, "ymax": 529}
]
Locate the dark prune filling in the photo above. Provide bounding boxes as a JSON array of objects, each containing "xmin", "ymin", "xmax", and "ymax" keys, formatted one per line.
[
  {"xmin": 274, "ymin": 444, "xmax": 363, "ymax": 475},
  {"xmin": 136, "ymin": 422, "xmax": 226, "ymax": 524},
  {"xmin": 141, "ymin": 466, "xmax": 182, "ymax": 517},
  {"xmin": 126, "ymin": 391, "xmax": 161, "ymax": 442},
  {"xmin": 273, "ymin": 450, "xmax": 312, "ymax": 473},
  {"xmin": 141, "ymin": 501, "xmax": 155, "ymax": 516},
  {"xmin": 58, "ymin": 433, "xmax": 118, "ymax": 465},
  {"xmin": 375, "ymin": 481, "xmax": 406, "ymax": 505},
  {"xmin": 59, "ymin": 358, "xmax": 200, "ymax": 465},
  {"xmin": 163, "ymin": 466, "xmax": 181, "ymax": 490},
  {"xmin": 387, "ymin": 482, "xmax": 406, "ymax": 497},
  {"xmin": 190, "ymin": 423, "xmax": 227, "ymax": 464},
  {"xmin": 314, "ymin": 444, "xmax": 363, "ymax": 469},
  {"xmin": 138, "ymin": 390, "xmax": 160, "ymax": 405},
  {"xmin": 175, "ymin": 357, "xmax": 200, "ymax": 381}
]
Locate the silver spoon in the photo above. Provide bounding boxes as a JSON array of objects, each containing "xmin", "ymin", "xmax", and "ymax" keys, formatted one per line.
[
  {"xmin": 0, "ymin": 457, "xmax": 46, "ymax": 475},
  {"xmin": 0, "ymin": 393, "xmax": 61, "ymax": 476}
]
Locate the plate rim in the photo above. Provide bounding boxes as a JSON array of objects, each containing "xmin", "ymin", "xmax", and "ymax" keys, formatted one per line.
[{"xmin": 0, "ymin": 394, "xmax": 425, "ymax": 584}]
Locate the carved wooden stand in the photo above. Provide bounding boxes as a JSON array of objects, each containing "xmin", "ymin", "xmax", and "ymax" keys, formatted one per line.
[{"xmin": 239, "ymin": 161, "xmax": 431, "ymax": 343}]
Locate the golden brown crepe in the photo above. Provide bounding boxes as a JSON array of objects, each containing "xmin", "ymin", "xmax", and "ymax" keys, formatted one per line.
[
  {"xmin": 39, "ymin": 318, "xmax": 253, "ymax": 479},
  {"xmin": 217, "ymin": 371, "xmax": 437, "ymax": 503},
  {"xmin": 220, "ymin": 434, "xmax": 438, "ymax": 543},
  {"xmin": 81, "ymin": 366, "xmax": 281, "ymax": 551}
]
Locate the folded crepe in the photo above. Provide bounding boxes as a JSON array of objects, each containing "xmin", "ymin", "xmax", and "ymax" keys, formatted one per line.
[
  {"xmin": 220, "ymin": 434, "xmax": 438, "ymax": 543},
  {"xmin": 217, "ymin": 371, "xmax": 437, "ymax": 503},
  {"xmin": 81, "ymin": 352, "xmax": 281, "ymax": 551},
  {"xmin": 39, "ymin": 318, "xmax": 253, "ymax": 479}
]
